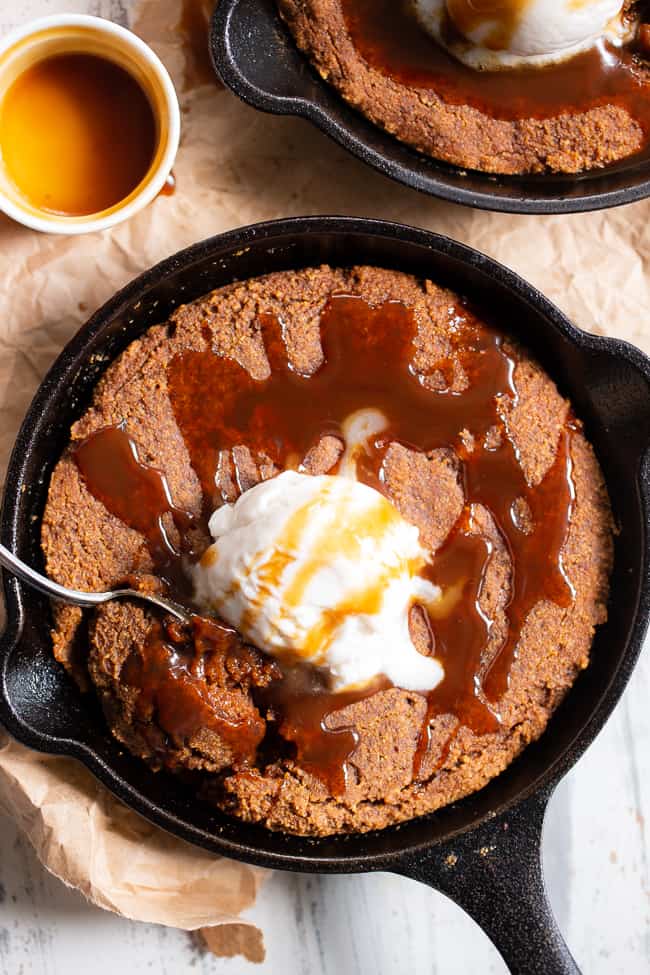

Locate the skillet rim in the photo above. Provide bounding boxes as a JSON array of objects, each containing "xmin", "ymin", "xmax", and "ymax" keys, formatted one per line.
[{"xmin": 0, "ymin": 215, "xmax": 648, "ymax": 871}]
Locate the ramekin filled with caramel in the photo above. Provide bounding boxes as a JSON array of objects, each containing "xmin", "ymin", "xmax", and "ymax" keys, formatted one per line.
[{"xmin": 0, "ymin": 14, "xmax": 180, "ymax": 234}]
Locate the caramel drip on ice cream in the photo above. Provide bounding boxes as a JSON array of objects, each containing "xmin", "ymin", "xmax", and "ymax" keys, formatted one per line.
[
  {"xmin": 446, "ymin": 0, "xmax": 532, "ymax": 50},
  {"xmin": 238, "ymin": 481, "xmax": 420, "ymax": 665}
]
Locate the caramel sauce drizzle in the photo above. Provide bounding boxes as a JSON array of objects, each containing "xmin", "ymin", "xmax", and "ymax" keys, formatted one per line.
[
  {"xmin": 74, "ymin": 294, "xmax": 576, "ymax": 794},
  {"xmin": 259, "ymin": 664, "xmax": 391, "ymax": 795},
  {"xmin": 158, "ymin": 171, "xmax": 177, "ymax": 198},
  {"xmin": 340, "ymin": 0, "xmax": 650, "ymax": 132},
  {"xmin": 73, "ymin": 424, "xmax": 194, "ymax": 563},
  {"xmin": 122, "ymin": 615, "xmax": 267, "ymax": 766},
  {"xmin": 244, "ymin": 482, "xmax": 413, "ymax": 666}
]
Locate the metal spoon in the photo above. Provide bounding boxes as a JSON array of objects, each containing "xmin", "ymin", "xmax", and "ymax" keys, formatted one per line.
[{"xmin": 0, "ymin": 542, "xmax": 190, "ymax": 622}]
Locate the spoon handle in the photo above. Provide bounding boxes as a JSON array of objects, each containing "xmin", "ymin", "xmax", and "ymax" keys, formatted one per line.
[{"xmin": 0, "ymin": 542, "xmax": 108, "ymax": 609}]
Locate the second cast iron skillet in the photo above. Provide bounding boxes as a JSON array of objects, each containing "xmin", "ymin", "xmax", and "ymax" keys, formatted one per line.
[
  {"xmin": 210, "ymin": 0, "xmax": 650, "ymax": 214},
  {"xmin": 0, "ymin": 217, "xmax": 649, "ymax": 974}
]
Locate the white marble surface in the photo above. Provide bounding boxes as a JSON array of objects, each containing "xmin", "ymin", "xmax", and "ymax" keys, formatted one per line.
[{"xmin": 0, "ymin": 2, "xmax": 649, "ymax": 973}]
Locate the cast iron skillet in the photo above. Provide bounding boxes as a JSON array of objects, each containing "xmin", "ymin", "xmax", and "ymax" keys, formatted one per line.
[
  {"xmin": 0, "ymin": 217, "xmax": 649, "ymax": 974},
  {"xmin": 210, "ymin": 0, "xmax": 650, "ymax": 215}
]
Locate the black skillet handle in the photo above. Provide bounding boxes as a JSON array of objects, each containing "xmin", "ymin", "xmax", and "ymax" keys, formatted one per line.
[{"xmin": 394, "ymin": 786, "xmax": 579, "ymax": 975}]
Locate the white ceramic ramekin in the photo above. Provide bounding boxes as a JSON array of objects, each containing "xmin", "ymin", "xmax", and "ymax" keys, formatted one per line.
[{"xmin": 0, "ymin": 14, "xmax": 181, "ymax": 235}]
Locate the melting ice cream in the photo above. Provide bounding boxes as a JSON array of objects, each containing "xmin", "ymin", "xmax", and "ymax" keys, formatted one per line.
[{"xmin": 192, "ymin": 470, "xmax": 444, "ymax": 693}]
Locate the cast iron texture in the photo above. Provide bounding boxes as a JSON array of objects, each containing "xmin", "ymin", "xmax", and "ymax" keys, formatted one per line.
[
  {"xmin": 1, "ymin": 218, "xmax": 649, "ymax": 974},
  {"xmin": 210, "ymin": 0, "xmax": 650, "ymax": 215}
]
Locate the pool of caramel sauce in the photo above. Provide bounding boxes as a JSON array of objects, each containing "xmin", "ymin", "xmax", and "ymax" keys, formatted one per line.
[
  {"xmin": 74, "ymin": 294, "xmax": 576, "ymax": 795},
  {"xmin": 0, "ymin": 53, "xmax": 157, "ymax": 216},
  {"xmin": 340, "ymin": 0, "xmax": 650, "ymax": 127}
]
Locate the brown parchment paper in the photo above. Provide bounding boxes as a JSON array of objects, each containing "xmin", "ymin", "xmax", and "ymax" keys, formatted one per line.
[
  {"xmin": 1, "ymin": 0, "xmax": 650, "ymax": 959},
  {"xmin": 0, "ymin": 731, "xmax": 264, "ymax": 929}
]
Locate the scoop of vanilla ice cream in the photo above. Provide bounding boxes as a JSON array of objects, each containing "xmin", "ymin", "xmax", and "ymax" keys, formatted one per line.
[
  {"xmin": 414, "ymin": 0, "xmax": 627, "ymax": 70},
  {"xmin": 192, "ymin": 470, "xmax": 444, "ymax": 693}
]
